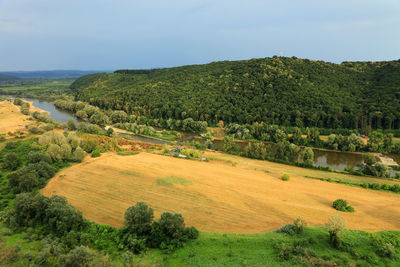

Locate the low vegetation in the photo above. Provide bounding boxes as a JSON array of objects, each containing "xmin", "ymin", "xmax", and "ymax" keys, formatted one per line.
[
  {"xmin": 281, "ymin": 173, "xmax": 290, "ymax": 181},
  {"xmin": 333, "ymin": 199, "xmax": 355, "ymax": 212},
  {"xmin": 0, "ymin": 135, "xmax": 198, "ymax": 266}
]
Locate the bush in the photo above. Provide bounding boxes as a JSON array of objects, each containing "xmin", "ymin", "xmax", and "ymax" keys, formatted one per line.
[
  {"xmin": 67, "ymin": 119, "xmax": 77, "ymax": 131},
  {"xmin": 63, "ymin": 246, "xmax": 93, "ymax": 267},
  {"xmin": 281, "ymin": 174, "xmax": 290, "ymax": 181},
  {"xmin": 41, "ymin": 123, "xmax": 55, "ymax": 131},
  {"xmin": 326, "ymin": 214, "xmax": 346, "ymax": 249},
  {"xmin": 72, "ymin": 147, "xmax": 86, "ymax": 162},
  {"xmin": 376, "ymin": 243, "xmax": 396, "ymax": 259},
  {"xmin": 91, "ymin": 149, "xmax": 100, "ymax": 158},
  {"xmin": 277, "ymin": 217, "xmax": 307, "ymax": 235},
  {"xmin": 333, "ymin": 199, "xmax": 355, "ymax": 212},
  {"xmin": 28, "ymin": 125, "xmax": 46, "ymax": 134},
  {"xmin": 4, "ymin": 153, "xmax": 22, "ymax": 170},
  {"xmin": 81, "ymin": 139, "xmax": 99, "ymax": 153}
]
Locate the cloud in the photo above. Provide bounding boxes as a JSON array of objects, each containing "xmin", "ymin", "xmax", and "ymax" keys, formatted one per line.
[{"xmin": 0, "ymin": 0, "xmax": 399, "ymax": 70}]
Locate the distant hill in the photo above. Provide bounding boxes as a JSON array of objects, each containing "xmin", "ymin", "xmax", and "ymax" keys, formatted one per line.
[
  {"xmin": 0, "ymin": 70, "xmax": 106, "ymax": 79},
  {"xmin": 71, "ymin": 57, "xmax": 400, "ymax": 130},
  {"xmin": 0, "ymin": 73, "xmax": 19, "ymax": 81}
]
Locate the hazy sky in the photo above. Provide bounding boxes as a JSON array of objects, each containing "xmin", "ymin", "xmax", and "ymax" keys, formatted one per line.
[{"xmin": 1, "ymin": 0, "xmax": 400, "ymax": 71}]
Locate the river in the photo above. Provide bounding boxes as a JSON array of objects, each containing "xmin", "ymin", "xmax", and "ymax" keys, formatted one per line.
[{"xmin": 4, "ymin": 96, "xmax": 400, "ymax": 171}]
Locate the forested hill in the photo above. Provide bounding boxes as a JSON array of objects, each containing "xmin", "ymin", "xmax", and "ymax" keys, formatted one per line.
[
  {"xmin": 71, "ymin": 57, "xmax": 400, "ymax": 130},
  {"xmin": 0, "ymin": 73, "xmax": 19, "ymax": 81}
]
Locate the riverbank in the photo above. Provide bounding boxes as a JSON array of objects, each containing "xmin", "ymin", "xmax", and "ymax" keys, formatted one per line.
[{"xmin": 0, "ymin": 99, "xmax": 47, "ymax": 134}]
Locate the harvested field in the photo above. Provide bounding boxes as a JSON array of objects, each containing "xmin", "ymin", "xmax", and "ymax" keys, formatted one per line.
[
  {"xmin": 42, "ymin": 152, "xmax": 400, "ymax": 233},
  {"xmin": 0, "ymin": 100, "xmax": 42, "ymax": 134}
]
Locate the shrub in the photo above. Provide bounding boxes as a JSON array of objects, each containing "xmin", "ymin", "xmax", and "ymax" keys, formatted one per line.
[
  {"xmin": 67, "ymin": 119, "xmax": 77, "ymax": 131},
  {"xmin": 106, "ymin": 127, "xmax": 114, "ymax": 136},
  {"xmin": 67, "ymin": 135, "xmax": 81, "ymax": 149},
  {"xmin": 81, "ymin": 139, "xmax": 99, "ymax": 153},
  {"xmin": 86, "ymin": 124, "xmax": 103, "ymax": 135},
  {"xmin": 28, "ymin": 125, "xmax": 46, "ymax": 134},
  {"xmin": 47, "ymin": 144, "xmax": 63, "ymax": 161},
  {"xmin": 77, "ymin": 122, "xmax": 87, "ymax": 132},
  {"xmin": 376, "ymin": 243, "xmax": 396, "ymax": 259},
  {"xmin": 277, "ymin": 217, "xmax": 307, "ymax": 235},
  {"xmin": 72, "ymin": 147, "xmax": 86, "ymax": 162},
  {"xmin": 281, "ymin": 174, "xmax": 290, "ymax": 181},
  {"xmin": 38, "ymin": 131, "xmax": 67, "ymax": 146},
  {"xmin": 63, "ymin": 246, "xmax": 93, "ymax": 267},
  {"xmin": 41, "ymin": 123, "xmax": 55, "ymax": 131},
  {"xmin": 4, "ymin": 153, "xmax": 21, "ymax": 170},
  {"xmin": 326, "ymin": 214, "xmax": 346, "ymax": 249},
  {"xmin": 91, "ymin": 149, "xmax": 100, "ymax": 158},
  {"xmin": 21, "ymin": 107, "xmax": 29, "ymax": 115},
  {"xmin": 333, "ymin": 199, "xmax": 355, "ymax": 212},
  {"xmin": 277, "ymin": 224, "xmax": 298, "ymax": 235}
]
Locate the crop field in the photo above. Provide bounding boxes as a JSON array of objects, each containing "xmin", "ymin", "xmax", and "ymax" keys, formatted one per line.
[
  {"xmin": 41, "ymin": 151, "xmax": 400, "ymax": 233},
  {"xmin": 0, "ymin": 100, "xmax": 42, "ymax": 134}
]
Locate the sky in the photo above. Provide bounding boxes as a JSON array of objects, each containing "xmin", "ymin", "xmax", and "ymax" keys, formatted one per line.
[{"xmin": 0, "ymin": 0, "xmax": 400, "ymax": 71}]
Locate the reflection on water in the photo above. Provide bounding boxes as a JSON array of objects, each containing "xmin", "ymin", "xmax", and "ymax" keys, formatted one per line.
[
  {"xmin": 313, "ymin": 150, "xmax": 363, "ymax": 171},
  {"xmin": 22, "ymin": 98, "xmax": 81, "ymax": 124},
  {"xmin": 4, "ymin": 95, "xmax": 398, "ymax": 172}
]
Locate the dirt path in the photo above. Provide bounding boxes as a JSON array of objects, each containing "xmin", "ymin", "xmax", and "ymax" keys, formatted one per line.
[{"xmin": 42, "ymin": 152, "xmax": 400, "ymax": 233}]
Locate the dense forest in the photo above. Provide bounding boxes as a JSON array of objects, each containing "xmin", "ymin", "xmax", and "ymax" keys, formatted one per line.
[{"xmin": 71, "ymin": 57, "xmax": 400, "ymax": 130}]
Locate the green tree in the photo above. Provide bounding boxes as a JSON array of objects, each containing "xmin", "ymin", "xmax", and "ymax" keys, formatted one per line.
[
  {"xmin": 124, "ymin": 202, "xmax": 154, "ymax": 236},
  {"xmin": 223, "ymin": 136, "xmax": 239, "ymax": 154},
  {"xmin": 4, "ymin": 153, "xmax": 21, "ymax": 170},
  {"xmin": 72, "ymin": 147, "xmax": 86, "ymax": 162},
  {"xmin": 326, "ymin": 214, "xmax": 346, "ymax": 249},
  {"xmin": 302, "ymin": 147, "xmax": 314, "ymax": 166},
  {"xmin": 67, "ymin": 119, "xmax": 77, "ymax": 131}
]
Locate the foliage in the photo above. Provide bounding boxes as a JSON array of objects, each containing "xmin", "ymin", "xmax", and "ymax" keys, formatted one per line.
[
  {"xmin": 326, "ymin": 214, "xmax": 346, "ymax": 249},
  {"xmin": 281, "ymin": 174, "xmax": 290, "ymax": 181},
  {"xmin": 72, "ymin": 57, "xmax": 400, "ymax": 132},
  {"xmin": 71, "ymin": 147, "xmax": 86, "ymax": 162},
  {"xmin": 3, "ymin": 153, "xmax": 21, "ymax": 170},
  {"xmin": 91, "ymin": 149, "xmax": 100, "ymax": 158},
  {"xmin": 124, "ymin": 202, "xmax": 154, "ymax": 237},
  {"xmin": 359, "ymin": 153, "xmax": 389, "ymax": 177},
  {"xmin": 332, "ymin": 199, "xmax": 355, "ymax": 212},
  {"xmin": 67, "ymin": 119, "xmax": 77, "ymax": 131},
  {"xmin": 277, "ymin": 217, "xmax": 307, "ymax": 235},
  {"xmin": 62, "ymin": 246, "xmax": 93, "ymax": 267}
]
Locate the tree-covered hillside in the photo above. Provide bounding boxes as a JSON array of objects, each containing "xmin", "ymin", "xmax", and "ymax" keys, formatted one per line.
[
  {"xmin": 0, "ymin": 73, "xmax": 19, "ymax": 81},
  {"xmin": 72, "ymin": 57, "xmax": 400, "ymax": 130}
]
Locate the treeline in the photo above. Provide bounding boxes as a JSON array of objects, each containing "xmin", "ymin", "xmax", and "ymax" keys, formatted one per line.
[
  {"xmin": 54, "ymin": 98, "xmax": 208, "ymax": 132},
  {"xmin": 0, "ymin": 135, "xmax": 197, "ymax": 265},
  {"xmin": 225, "ymin": 123, "xmax": 400, "ymax": 154},
  {"xmin": 71, "ymin": 57, "xmax": 400, "ymax": 130},
  {"xmin": 0, "ymin": 79, "xmax": 73, "ymax": 101},
  {"xmin": 222, "ymin": 136, "xmax": 321, "ymax": 170}
]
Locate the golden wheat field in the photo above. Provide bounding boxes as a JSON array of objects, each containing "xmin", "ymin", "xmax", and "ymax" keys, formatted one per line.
[{"xmin": 41, "ymin": 151, "xmax": 400, "ymax": 233}]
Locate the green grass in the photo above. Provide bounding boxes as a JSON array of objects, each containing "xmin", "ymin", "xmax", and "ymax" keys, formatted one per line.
[
  {"xmin": 119, "ymin": 170, "xmax": 140, "ymax": 176},
  {"xmin": 1, "ymin": 222, "xmax": 400, "ymax": 266},
  {"xmin": 116, "ymin": 151, "xmax": 140, "ymax": 156},
  {"xmin": 207, "ymin": 156, "xmax": 237, "ymax": 166},
  {"xmin": 148, "ymin": 228, "xmax": 400, "ymax": 266},
  {"xmin": 0, "ymin": 79, "xmax": 73, "ymax": 100},
  {"xmin": 157, "ymin": 176, "xmax": 192, "ymax": 187}
]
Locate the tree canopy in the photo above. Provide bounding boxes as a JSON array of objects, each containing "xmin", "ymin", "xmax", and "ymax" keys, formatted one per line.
[{"xmin": 71, "ymin": 57, "xmax": 400, "ymax": 130}]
